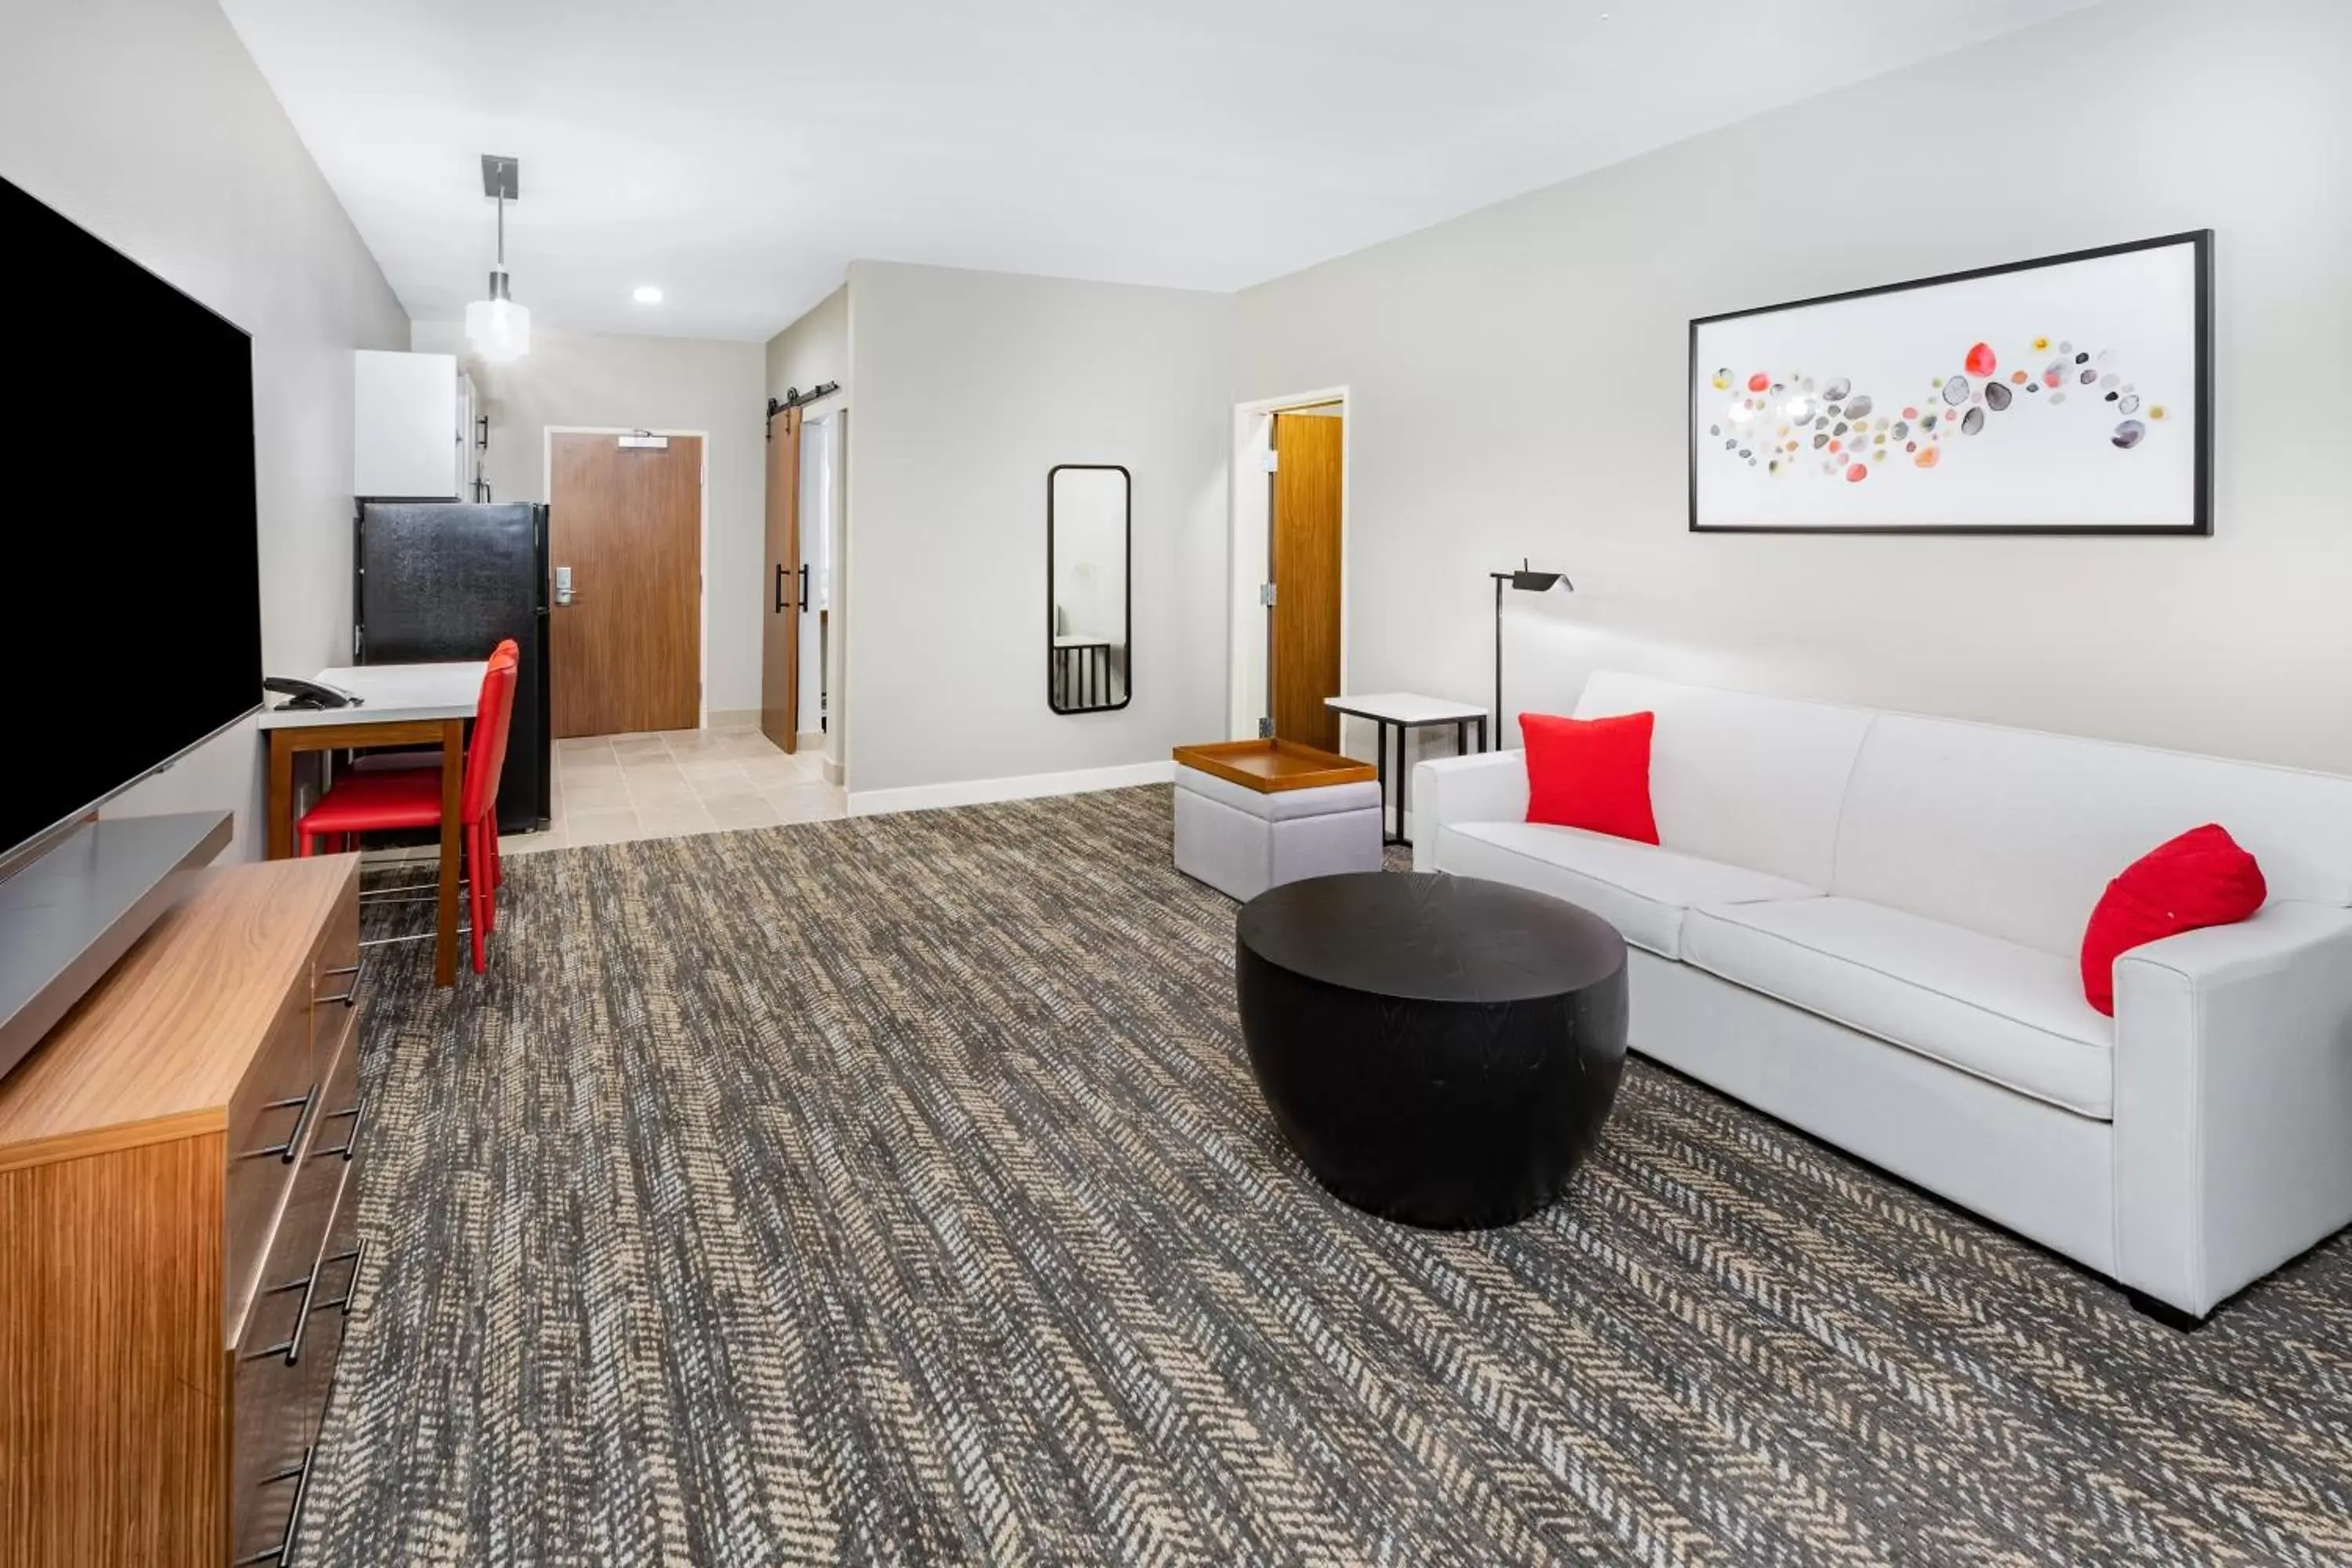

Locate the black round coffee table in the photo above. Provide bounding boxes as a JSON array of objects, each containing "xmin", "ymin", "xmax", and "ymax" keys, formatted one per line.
[{"xmin": 1236, "ymin": 872, "xmax": 1628, "ymax": 1229}]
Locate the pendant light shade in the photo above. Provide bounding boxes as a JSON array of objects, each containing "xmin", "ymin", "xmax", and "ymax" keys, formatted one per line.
[
  {"xmin": 466, "ymin": 155, "xmax": 529, "ymax": 362},
  {"xmin": 465, "ymin": 270, "xmax": 530, "ymax": 363}
]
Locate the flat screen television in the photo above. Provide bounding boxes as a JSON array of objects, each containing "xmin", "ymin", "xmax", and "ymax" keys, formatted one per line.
[{"xmin": 0, "ymin": 172, "xmax": 261, "ymax": 862}]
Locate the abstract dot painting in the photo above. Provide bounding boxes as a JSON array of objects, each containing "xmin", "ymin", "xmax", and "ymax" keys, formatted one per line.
[
  {"xmin": 1690, "ymin": 234, "xmax": 2207, "ymax": 532},
  {"xmin": 1707, "ymin": 331, "xmax": 2165, "ymax": 490}
]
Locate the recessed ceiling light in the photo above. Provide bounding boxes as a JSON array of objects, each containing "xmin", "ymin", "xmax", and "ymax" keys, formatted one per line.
[{"xmin": 633, "ymin": 285, "xmax": 663, "ymax": 303}]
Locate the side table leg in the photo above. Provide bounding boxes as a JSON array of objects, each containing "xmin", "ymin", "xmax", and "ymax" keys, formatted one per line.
[
  {"xmin": 1383, "ymin": 728, "xmax": 1402, "ymax": 851},
  {"xmin": 267, "ymin": 731, "xmax": 296, "ymax": 861}
]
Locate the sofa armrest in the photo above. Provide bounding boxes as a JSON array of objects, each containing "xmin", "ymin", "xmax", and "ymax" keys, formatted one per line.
[
  {"xmin": 1409, "ymin": 750, "xmax": 1527, "ymax": 871},
  {"xmin": 2111, "ymin": 901, "xmax": 2352, "ymax": 1316}
]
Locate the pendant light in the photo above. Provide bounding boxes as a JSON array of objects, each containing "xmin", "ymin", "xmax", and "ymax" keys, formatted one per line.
[{"xmin": 464, "ymin": 154, "xmax": 530, "ymax": 363}]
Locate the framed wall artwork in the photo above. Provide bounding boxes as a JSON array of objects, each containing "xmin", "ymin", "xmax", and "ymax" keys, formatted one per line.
[{"xmin": 1688, "ymin": 230, "xmax": 2212, "ymax": 535}]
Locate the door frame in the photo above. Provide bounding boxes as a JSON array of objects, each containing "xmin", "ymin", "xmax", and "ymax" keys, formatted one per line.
[
  {"xmin": 543, "ymin": 425, "xmax": 713, "ymax": 728},
  {"xmin": 798, "ymin": 409, "xmax": 841, "ymax": 751},
  {"xmin": 1228, "ymin": 386, "xmax": 1349, "ymax": 745}
]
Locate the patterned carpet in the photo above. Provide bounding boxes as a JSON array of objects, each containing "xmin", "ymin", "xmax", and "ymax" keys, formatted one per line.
[{"xmin": 301, "ymin": 785, "xmax": 2352, "ymax": 1566}]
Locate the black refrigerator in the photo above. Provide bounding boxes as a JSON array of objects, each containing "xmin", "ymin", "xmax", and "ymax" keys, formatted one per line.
[{"xmin": 353, "ymin": 502, "xmax": 553, "ymax": 835}]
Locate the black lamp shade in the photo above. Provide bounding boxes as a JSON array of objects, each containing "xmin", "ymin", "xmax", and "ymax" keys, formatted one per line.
[{"xmin": 1510, "ymin": 569, "xmax": 1564, "ymax": 592}]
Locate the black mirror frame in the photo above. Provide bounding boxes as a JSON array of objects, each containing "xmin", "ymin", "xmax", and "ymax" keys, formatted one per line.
[{"xmin": 1046, "ymin": 463, "xmax": 1133, "ymax": 716}]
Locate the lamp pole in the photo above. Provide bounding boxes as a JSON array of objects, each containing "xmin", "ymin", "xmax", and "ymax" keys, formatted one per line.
[
  {"xmin": 1490, "ymin": 561, "xmax": 1573, "ymax": 748},
  {"xmin": 1492, "ymin": 572, "xmax": 1508, "ymax": 744}
]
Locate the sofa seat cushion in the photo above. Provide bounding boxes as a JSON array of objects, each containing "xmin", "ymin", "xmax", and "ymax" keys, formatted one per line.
[
  {"xmin": 1442, "ymin": 821, "xmax": 1820, "ymax": 960},
  {"xmin": 1682, "ymin": 897, "xmax": 2114, "ymax": 1118}
]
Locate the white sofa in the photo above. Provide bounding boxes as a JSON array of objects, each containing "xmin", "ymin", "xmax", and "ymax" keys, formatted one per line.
[{"xmin": 1413, "ymin": 673, "xmax": 2352, "ymax": 1320}]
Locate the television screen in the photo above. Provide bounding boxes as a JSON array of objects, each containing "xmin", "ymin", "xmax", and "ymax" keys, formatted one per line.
[{"xmin": 1, "ymin": 173, "xmax": 261, "ymax": 859}]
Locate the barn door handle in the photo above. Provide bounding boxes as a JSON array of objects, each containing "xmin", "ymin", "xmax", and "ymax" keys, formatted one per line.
[
  {"xmin": 798, "ymin": 564, "xmax": 809, "ymax": 613},
  {"xmin": 775, "ymin": 563, "xmax": 786, "ymax": 613}
]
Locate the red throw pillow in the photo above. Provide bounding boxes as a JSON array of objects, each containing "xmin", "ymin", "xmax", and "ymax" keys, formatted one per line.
[
  {"xmin": 1521, "ymin": 711, "xmax": 1659, "ymax": 844},
  {"xmin": 2079, "ymin": 824, "xmax": 2267, "ymax": 1016}
]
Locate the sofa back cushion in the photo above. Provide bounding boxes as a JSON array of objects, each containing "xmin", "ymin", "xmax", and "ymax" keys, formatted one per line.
[
  {"xmin": 1834, "ymin": 714, "xmax": 2352, "ymax": 956},
  {"xmin": 1573, "ymin": 672, "xmax": 1871, "ymax": 887}
]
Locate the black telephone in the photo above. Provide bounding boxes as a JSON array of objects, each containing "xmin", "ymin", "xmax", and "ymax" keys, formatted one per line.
[{"xmin": 263, "ymin": 676, "xmax": 363, "ymax": 711}]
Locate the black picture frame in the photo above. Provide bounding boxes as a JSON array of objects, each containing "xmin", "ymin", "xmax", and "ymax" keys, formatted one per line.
[
  {"xmin": 1046, "ymin": 463, "xmax": 1133, "ymax": 715},
  {"xmin": 1687, "ymin": 229, "xmax": 2213, "ymax": 536}
]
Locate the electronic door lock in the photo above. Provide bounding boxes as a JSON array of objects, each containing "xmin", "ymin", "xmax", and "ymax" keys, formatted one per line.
[{"xmin": 554, "ymin": 564, "xmax": 575, "ymax": 605}]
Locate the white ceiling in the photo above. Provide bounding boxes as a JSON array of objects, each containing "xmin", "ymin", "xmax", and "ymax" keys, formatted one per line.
[{"xmin": 221, "ymin": 0, "xmax": 2098, "ymax": 343}]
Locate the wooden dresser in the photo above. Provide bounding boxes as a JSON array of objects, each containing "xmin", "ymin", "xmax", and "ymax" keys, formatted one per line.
[{"xmin": 0, "ymin": 855, "xmax": 367, "ymax": 1566}]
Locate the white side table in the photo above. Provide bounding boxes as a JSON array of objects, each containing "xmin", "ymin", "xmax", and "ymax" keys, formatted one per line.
[{"xmin": 1323, "ymin": 692, "xmax": 1489, "ymax": 846}]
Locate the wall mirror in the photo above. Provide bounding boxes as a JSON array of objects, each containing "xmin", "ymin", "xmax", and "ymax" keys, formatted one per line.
[{"xmin": 1047, "ymin": 464, "xmax": 1131, "ymax": 713}]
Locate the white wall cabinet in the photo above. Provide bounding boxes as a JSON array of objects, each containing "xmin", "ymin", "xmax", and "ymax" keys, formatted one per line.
[{"xmin": 354, "ymin": 349, "xmax": 476, "ymax": 499}]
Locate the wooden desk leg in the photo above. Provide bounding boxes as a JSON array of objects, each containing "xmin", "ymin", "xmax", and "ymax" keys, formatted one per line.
[
  {"xmin": 436, "ymin": 719, "xmax": 463, "ymax": 988},
  {"xmin": 267, "ymin": 731, "xmax": 296, "ymax": 861}
]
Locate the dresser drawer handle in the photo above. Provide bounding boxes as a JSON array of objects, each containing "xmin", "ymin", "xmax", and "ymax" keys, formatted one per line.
[
  {"xmin": 237, "ymin": 1085, "xmax": 318, "ymax": 1163},
  {"xmin": 318, "ymin": 1241, "xmax": 366, "ymax": 1316},
  {"xmin": 318, "ymin": 961, "xmax": 361, "ymax": 1008},
  {"xmin": 315, "ymin": 1079, "xmax": 368, "ymax": 1161},
  {"xmin": 234, "ymin": 1443, "xmax": 314, "ymax": 1566},
  {"xmin": 242, "ymin": 1242, "xmax": 328, "ymax": 1367}
]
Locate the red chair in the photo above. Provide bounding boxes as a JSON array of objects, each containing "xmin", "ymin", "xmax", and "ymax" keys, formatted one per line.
[{"xmin": 299, "ymin": 641, "xmax": 520, "ymax": 973}]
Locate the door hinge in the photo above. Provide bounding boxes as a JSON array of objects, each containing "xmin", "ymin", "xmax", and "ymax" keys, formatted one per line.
[
  {"xmin": 1258, "ymin": 583, "xmax": 1277, "ymax": 608},
  {"xmin": 1258, "ymin": 449, "xmax": 1279, "ymax": 473},
  {"xmin": 1257, "ymin": 717, "xmax": 1274, "ymax": 739}
]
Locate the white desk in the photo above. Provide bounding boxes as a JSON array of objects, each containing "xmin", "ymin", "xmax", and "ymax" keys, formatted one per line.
[
  {"xmin": 255, "ymin": 661, "xmax": 486, "ymax": 731},
  {"xmin": 260, "ymin": 661, "xmax": 486, "ymax": 988},
  {"xmin": 1323, "ymin": 691, "xmax": 1490, "ymax": 847}
]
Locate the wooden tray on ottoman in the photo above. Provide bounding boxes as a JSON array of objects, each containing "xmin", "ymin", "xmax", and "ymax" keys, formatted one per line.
[{"xmin": 1170, "ymin": 739, "xmax": 1375, "ymax": 793}]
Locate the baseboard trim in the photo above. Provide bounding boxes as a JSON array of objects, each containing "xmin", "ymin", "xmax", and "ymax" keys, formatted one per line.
[{"xmin": 848, "ymin": 760, "xmax": 1174, "ymax": 818}]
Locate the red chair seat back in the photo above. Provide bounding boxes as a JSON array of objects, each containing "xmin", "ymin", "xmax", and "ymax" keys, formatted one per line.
[{"xmin": 463, "ymin": 640, "xmax": 521, "ymax": 827}]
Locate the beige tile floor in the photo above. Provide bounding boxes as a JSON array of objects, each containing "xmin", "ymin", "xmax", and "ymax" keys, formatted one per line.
[
  {"xmin": 523, "ymin": 720, "xmax": 844, "ymax": 854},
  {"xmin": 365, "ymin": 719, "xmax": 844, "ymax": 865}
]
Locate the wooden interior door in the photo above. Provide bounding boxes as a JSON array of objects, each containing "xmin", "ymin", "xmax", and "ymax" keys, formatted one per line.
[
  {"xmin": 548, "ymin": 432, "xmax": 702, "ymax": 738},
  {"xmin": 1270, "ymin": 411, "xmax": 1344, "ymax": 752},
  {"xmin": 760, "ymin": 405, "xmax": 802, "ymax": 751}
]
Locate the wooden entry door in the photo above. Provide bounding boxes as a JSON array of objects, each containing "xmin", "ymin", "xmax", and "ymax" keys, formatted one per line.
[
  {"xmin": 549, "ymin": 431, "xmax": 702, "ymax": 738},
  {"xmin": 760, "ymin": 405, "xmax": 801, "ymax": 751},
  {"xmin": 1270, "ymin": 411, "xmax": 1343, "ymax": 752}
]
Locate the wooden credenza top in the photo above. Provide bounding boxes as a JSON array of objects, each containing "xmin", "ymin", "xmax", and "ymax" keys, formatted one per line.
[{"xmin": 0, "ymin": 855, "xmax": 359, "ymax": 1172}]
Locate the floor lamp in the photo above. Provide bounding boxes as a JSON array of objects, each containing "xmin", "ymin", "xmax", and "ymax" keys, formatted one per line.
[{"xmin": 1490, "ymin": 560, "xmax": 1573, "ymax": 745}]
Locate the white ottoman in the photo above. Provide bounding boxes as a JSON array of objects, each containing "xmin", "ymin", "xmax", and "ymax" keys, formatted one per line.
[{"xmin": 1171, "ymin": 741, "xmax": 1385, "ymax": 902}]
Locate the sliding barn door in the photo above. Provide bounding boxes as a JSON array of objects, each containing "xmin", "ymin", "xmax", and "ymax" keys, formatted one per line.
[
  {"xmin": 1270, "ymin": 411, "xmax": 1343, "ymax": 752},
  {"xmin": 761, "ymin": 405, "xmax": 802, "ymax": 751}
]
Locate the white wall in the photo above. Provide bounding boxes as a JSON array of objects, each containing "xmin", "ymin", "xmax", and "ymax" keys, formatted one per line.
[
  {"xmin": 1235, "ymin": 0, "xmax": 2352, "ymax": 775},
  {"xmin": 844, "ymin": 260, "xmax": 1232, "ymax": 802},
  {"xmin": 0, "ymin": 0, "xmax": 408, "ymax": 858},
  {"xmin": 767, "ymin": 284, "xmax": 849, "ymax": 408},
  {"xmin": 412, "ymin": 322, "xmax": 768, "ymax": 716},
  {"xmin": 767, "ymin": 285, "xmax": 851, "ymax": 772}
]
